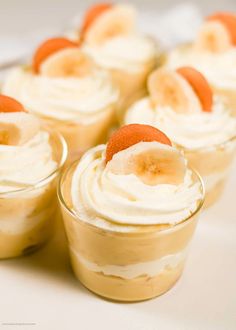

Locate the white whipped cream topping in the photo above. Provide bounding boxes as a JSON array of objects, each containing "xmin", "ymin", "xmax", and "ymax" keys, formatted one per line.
[
  {"xmin": 166, "ymin": 46, "xmax": 236, "ymax": 89},
  {"xmin": 71, "ymin": 246, "xmax": 188, "ymax": 279},
  {"xmin": 2, "ymin": 67, "xmax": 118, "ymax": 124},
  {"xmin": 0, "ymin": 130, "xmax": 57, "ymax": 193},
  {"xmin": 83, "ymin": 35, "xmax": 157, "ymax": 73},
  {"xmin": 125, "ymin": 97, "xmax": 236, "ymax": 149},
  {"xmin": 71, "ymin": 144, "xmax": 202, "ymax": 228}
]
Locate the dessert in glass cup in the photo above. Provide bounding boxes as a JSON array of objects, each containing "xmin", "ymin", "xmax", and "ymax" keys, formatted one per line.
[
  {"xmin": 58, "ymin": 124, "xmax": 204, "ymax": 301},
  {"xmin": 125, "ymin": 66, "xmax": 236, "ymax": 207},
  {"xmin": 165, "ymin": 12, "xmax": 236, "ymax": 115},
  {"xmin": 74, "ymin": 3, "xmax": 159, "ymax": 119},
  {"xmin": 2, "ymin": 37, "xmax": 119, "ymax": 161},
  {"xmin": 0, "ymin": 95, "xmax": 67, "ymax": 259}
]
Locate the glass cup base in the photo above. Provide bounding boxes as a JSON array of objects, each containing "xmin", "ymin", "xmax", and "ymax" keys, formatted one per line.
[{"xmin": 70, "ymin": 252, "xmax": 185, "ymax": 302}]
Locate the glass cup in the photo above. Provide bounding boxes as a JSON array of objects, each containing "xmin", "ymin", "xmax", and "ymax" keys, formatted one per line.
[
  {"xmin": 0, "ymin": 129, "xmax": 67, "ymax": 259},
  {"xmin": 112, "ymin": 61, "xmax": 155, "ymax": 118},
  {"xmin": 58, "ymin": 161, "xmax": 204, "ymax": 302},
  {"xmin": 35, "ymin": 103, "xmax": 117, "ymax": 163},
  {"xmin": 177, "ymin": 136, "xmax": 236, "ymax": 208},
  {"xmin": 111, "ymin": 38, "xmax": 161, "ymax": 122}
]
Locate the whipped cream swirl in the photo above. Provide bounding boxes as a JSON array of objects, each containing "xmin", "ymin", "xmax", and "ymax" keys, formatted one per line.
[
  {"xmin": 166, "ymin": 46, "xmax": 236, "ymax": 89},
  {"xmin": 125, "ymin": 97, "xmax": 236, "ymax": 149},
  {"xmin": 71, "ymin": 145, "xmax": 202, "ymax": 229},
  {"xmin": 83, "ymin": 35, "xmax": 157, "ymax": 73},
  {"xmin": 3, "ymin": 67, "xmax": 118, "ymax": 124},
  {"xmin": 0, "ymin": 130, "xmax": 57, "ymax": 193}
]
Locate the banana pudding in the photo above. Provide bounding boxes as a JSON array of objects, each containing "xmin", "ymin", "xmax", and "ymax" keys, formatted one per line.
[
  {"xmin": 125, "ymin": 66, "xmax": 236, "ymax": 207},
  {"xmin": 76, "ymin": 3, "xmax": 159, "ymax": 120},
  {"xmin": 58, "ymin": 124, "xmax": 204, "ymax": 301},
  {"xmin": 165, "ymin": 12, "xmax": 236, "ymax": 115},
  {"xmin": 0, "ymin": 95, "xmax": 67, "ymax": 259},
  {"xmin": 3, "ymin": 38, "xmax": 119, "ymax": 161}
]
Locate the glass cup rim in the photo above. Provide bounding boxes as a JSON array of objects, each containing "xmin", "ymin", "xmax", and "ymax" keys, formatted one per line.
[
  {"xmin": 30, "ymin": 98, "xmax": 119, "ymax": 124},
  {"xmin": 57, "ymin": 157, "xmax": 205, "ymax": 234},
  {"xmin": 124, "ymin": 109, "xmax": 236, "ymax": 152},
  {"xmin": 173, "ymin": 134, "xmax": 236, "ymax": 153},
  {"xmin": 123, "ymin": 101, "xmax": 236, "ymax": 153},
  {"xmin": 18, "ymin": 65, "xmax": 120, "ymax": 124},
  {"xmin": 0, "ymin": 128, "xmax": 68, "ymax": 196}
]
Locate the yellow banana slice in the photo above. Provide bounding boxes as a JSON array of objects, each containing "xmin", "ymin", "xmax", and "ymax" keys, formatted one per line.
[
  {"xmin": 194, "ymin": 21, "xmax": 232, "ymax": 52},
  {"xmin": 40, "ymin": 48, "xmax": 95, "ymax": 78},
  {"xmin": 0, "ymin": 112, "xmax": 40, "ymax": 146},
  {"xmin": 106, "ymin": 141, "xmax": 186, "ymax": 186},
  {"xmin": 147, "ymin": 68, "xmax": 202, "ymax": 113},
  {"xmin": 84, "ymin": 4, "xmax": 136, "ymax": 46}
]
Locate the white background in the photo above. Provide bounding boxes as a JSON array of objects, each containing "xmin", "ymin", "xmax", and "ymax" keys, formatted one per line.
[
  {"xmin": 0, "ymin": 0, "xmax": 236, "ymax": 36},
  {"xmin": 0, "ymin": 1, "xmax": 236, "ymax": 330}
]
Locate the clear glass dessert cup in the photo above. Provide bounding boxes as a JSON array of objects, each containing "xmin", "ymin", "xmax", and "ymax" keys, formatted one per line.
[
  {"xmin": 113, "ymin": 60, "xmax": 154, "ymax": 113},
  {"xmin": 176, "ymin": 136, "xmax": 236, "ymax": 208},
  {"xmin": 0, "ymin": 129, "xmax": 67, "ymax": 259},
  {"xmin": 58, "ymin": 162, "xmax": 204, "ymax": 302},
  {"xmin": 35, "ymin": 104, "xmax": 117, "ymax": 163},
  {"xmin": 114, "ymin": 39, "xmax": 162, "ymax": 121}
]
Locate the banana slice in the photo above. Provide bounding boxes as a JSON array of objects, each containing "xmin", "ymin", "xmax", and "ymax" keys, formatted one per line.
[
  {"xmin": 40, "ymin": 48, "xmax": 95, "ymax": 78},
  {"xmin": 106, "ymin": 141, "xmax": 186, "ymax": 186},
  {"xmin": 105, "ymin": 124, "xmax": 185, "ymax": 185},
  {"xmin": 83, "ymin": 4, "xmax": 136, "ymax": 46},
  {"xmin": 0, "ymin": 112, "xmax": 40, "ymax": 146},
  {"xmin": 194, "ymin": 21, "xmax": 232, "ymax": 52},
  {"xmin": 147, "ymin": 68, "xmax": 202, "ymax": 113}
]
